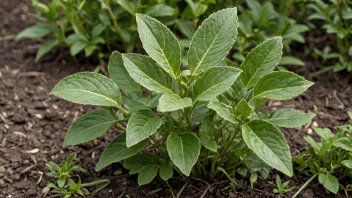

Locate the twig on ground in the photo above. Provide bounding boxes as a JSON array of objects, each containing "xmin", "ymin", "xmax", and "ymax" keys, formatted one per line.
[{"xmin": 177, "ymin": 181, "xmax": 188, "ymax": 198}]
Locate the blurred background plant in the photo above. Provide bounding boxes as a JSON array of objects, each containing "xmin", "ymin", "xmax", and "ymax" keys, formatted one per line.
[
  {"xmin": 16, "ymin": 0, "xmax": 312, "ymax": 71},
  {"xmin": 308, "ymin": 0, "xmax": 352, "ymax": 73}
]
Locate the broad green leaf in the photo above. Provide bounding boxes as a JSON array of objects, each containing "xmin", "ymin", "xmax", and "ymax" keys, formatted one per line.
[
  {"xmin": 159, "ymin": 165, "xmax": 173, "ymax": 181},
  {"xmin": 260, "ymin": 108, "xmax": 315, "ymax": 128},
  {"xmin": 123, "ymin": 153, "xmax": 160, "ymax": 174},
  {"xmin": 138, "ymin": 165, "xmax": 159, "ymax": 186},
  {"xmin": 136, "ymin": 14, "xmax": 181, "ymax": 78},
  {"xmin": 64, "ymin": 109, "xmax": 116, "ymax": 146},
  {"xmin": 199, "ymin": 135, "xmax": 217, "ymax": 152},
  {"xmin": 244, "ymin": 152, "xmax": 271, "ymax": 178},
  {"xmin": 108, "ymin": 51, "xmax": 141, "ymax": 93},
  {"xmin": 95, "ymin": 133, "xmax": 147, "ymax": 171},
  {"xmin": 252, "ymin": 71, "xmax": 314, "ymax": 101},
  {"xmin": 50, "ymin": 72, "xmax": 121, "ymax": 106},
  {"xmin": 208, "ymin": 102, "xmax": 237, "ymax": 124},
  {"xmin": 242, "ymin": 120, "xmax": 293, "ymax": 176},
  {"xmin": 191, "ymin": 102, "xmax": 209, "ymax": 122},
  {"xmin": 166, "ymin": 132, "xmax": 200, "ymax": 176},
  {"xmin": 16, "ymin": 24, "xmax": 52, "ymax": 39},
  {"xmin": 333, "ymin": 137, "xmax": 352, "ymax": 151},
  {"xmin": 187, "ymin": 8, "xmax": 238, "ymax": 73},
  {"xmin": 341, "ymin": 160, "xmax": 352, "ymax": 169},
  {"xmin": 122, "ymin": 54, "xmax": 176, "ymax": 94},
  {"xmin": 157, "ymin": 94, "xmax": 192, "ymax": 112},
  {"xmin": 36, "ymin": 40, "xmax": 59, "ymax": 62},
  {"xmin": 235, "ymin": 99, "xmax": 253, "ymax": 120},
  {"xmin": 192, "ymin": 66, "xmax": 242, "ymax": 101},
  {"xmin": 240, "ymin": 37, "xmax": 283, "ymax": 88},
  {"xmin": 126, "ymin": 109, "xmax": 162, "ymax": 147},
  {"xmin": 314, "ymin": 128, "xmax": 333, "ymax": 140},
  {"xmin": 318, "ymin": 173, "xmax": 339, "ymax": 194}
]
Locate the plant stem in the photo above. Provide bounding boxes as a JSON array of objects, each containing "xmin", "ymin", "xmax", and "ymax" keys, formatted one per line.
[
  {"xmin": 116, "ymin": 105, "xmax": 129, "ymax": 116},
  {"xmin": 103, "ymin": 2, "xmax": 127, "ymax": 48},
  {"xmin": 165, "ymin": 181, "xmax": 176, "ymax": 198},
  {"xmin": 81, "ymin": 179, "xmax": 110, "ymax": 194},
  {"xmin": 292, "ymin": 173, "xmax": 318, "ymax": 198}
]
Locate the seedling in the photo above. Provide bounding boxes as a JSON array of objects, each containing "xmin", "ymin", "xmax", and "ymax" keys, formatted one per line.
[
  {"xmin": 308, "ymin": 0, "xmax": 352, "ymax": 72},
  {"xmin": 51, "ymin": 8, "xmax": 314, "ymax": 187},
  {"xmin": 293, "ymin": 112, "xmax": 352, "ymax": 197},
  {"xmin": 45, "ymin": 153, "xmax": 110, "ymax": 197},
  {"xmin": 273, "ymin": 175, "xmax": 292, "ymax": 195}
]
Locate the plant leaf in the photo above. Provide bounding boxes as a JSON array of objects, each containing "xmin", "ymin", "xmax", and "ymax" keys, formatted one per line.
[
  {"xmin": 279, "ymin": 56, "xmax": 305, "ymax": 66},
  {"xmin": 108, "ymin": 51, "xmax": 141, "ymax": 93},
  {"xmin": 166, "ymin": 132, "xmax": 200, "ymax": 176},
  {"xmin": 260, "ymin": 108, "xmax": 315, "ymax": 128},
  {"xmin": 208, "ymin": 102, "xmax": 237, "ymax": 124},
  {"xmin": 136, "ymin": 14, "xmax": 181, "ymax": 78},
  {"xmin": 199, "ymin": 135, "xmax": 218, "ymax": 152},
  {"xmin": 341, "ymin": 160, "xmax": 352, "ymax": 169},
  {"xmin": 95, "ymin": 133, "xmax": 147, "ymax": 171},
  {"xmin": 126, "ymin": 109, "xmax": 162, "ymax": 147},
  {"xmin": 192, "ymin": 66, "xmax": 242, "ymax": 102},
  {"xmin": 16, "ymin": 24, "xmax": 53, "ymax": 39},
  {"xmin": 314, "ymin": 128, "xmax": 333, "ymax": 140},
  {"xmin": 50, "ymin": 72, "xmax": 121, "ymax": 107},
  {"xmin": 138, "ymin": 165, "xmax": 159, "ymax": 186},
  {"xmin": 158, "ymin": 94, "xmax": 192, "ymax": 112},
  {"xmin": 122, "ymin": 54, "xmax": 177, "ymax": 94},
  {"xmin": 240, "ymin": 37, "xmax": 283, "ymax": 88},
  {"xmin": 235, "ymin": 99, "xmax": 253, "ymax": 120},
  {"xmin": 318, "ymin": 173, "xmax": 339, "ymax": 194},
  {"xmin": 252, "ymin": 71, "xmax": 314, "ymax": 101},
  {"xmin": 159, "ymin": 165, "xmax": 173, "ymax": 181},
  {"xmin": 123, "ymin": 153, "xmax": 160, "ymax": 174},
  {"xmin": 64, "ymin": 109, "xmax": 116, "ymax": 146},
  {"xmin": 187, "ymin": 8, "xmax": 238, "ymax": 73},
  {"xmin": 36, "ymin": 40, "xmax": 59, "ymax": 62},
  {"xmin": 242, "ymin": 120, "xmax": 293, "ymax": 176},
  {"xmin": 117, "ymin": 0, "xmax": 136, "ymax": 15}
]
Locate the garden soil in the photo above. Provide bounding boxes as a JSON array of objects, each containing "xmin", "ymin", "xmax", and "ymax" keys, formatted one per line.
[{"xmin": 0, "ymin": 0, "xmax": 351, "ymax": 197}]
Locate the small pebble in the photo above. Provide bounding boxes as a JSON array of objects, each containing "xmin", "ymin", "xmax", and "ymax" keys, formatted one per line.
[
  {"xmin": 307, "ymin": 128, "xmax": 313, "ymax": 134},
  {"xmin": 35, "ymin": 114, "xmax": 43, "ymax": 119},
  {"xmin": 312, "ymin": 121, "xmax": 319, "ymax": 127}
]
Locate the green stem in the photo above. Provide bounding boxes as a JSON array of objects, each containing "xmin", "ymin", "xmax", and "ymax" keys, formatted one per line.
[
  {"xmin": 81, "ymin": 179, "xmax": 110, "ymax": 194},
  {"xmin": 165, "ymin": 181, "xmax": 176, "ymax": 198},
  {"xmin": 103, "ymin": 2, "xmax": 127, "ymax": 48},
  {"xmin": 116, "ymin": 105, "xmax": 129, "ymax": 116},
  {"xmin": 292, "ymin": 173, "xmax": 318, "ymax": 198},
  {"xmin": 219, "ymin": 123, "xmax": 241, "ymax": 158}
]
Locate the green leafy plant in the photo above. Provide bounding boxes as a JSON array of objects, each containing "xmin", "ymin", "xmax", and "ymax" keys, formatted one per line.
[
  {"xmin": 308, "ymin": 0, "xmax": 352, "ymax": 72},
  {"xmin": 50, "ymin": 8, "xmax": 314, "ymax": 188},
  {"xmin": 273, "ymin": 175, "xmax": 292, "ymax": 195},
  {"xmin": 46, "ymin": 153, "xmax": 110, "ymax": 197},
  {"xmin": 293, "ymin": 112, "xmax": 352, "ymax": 197},
  {"xmin": 231, "ymin": 0, "xmax": 309, "ymax": 68}
]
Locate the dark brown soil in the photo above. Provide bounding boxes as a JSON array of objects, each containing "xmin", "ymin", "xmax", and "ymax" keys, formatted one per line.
[{"xmin": 0, "ymin": 0, "xmax": 351, "ymax": 198}]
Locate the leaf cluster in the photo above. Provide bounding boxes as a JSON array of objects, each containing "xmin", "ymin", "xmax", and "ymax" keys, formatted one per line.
[
  {"xmin": 293, "ymin": 112, "xmax": 352, "ymax": 195},
  {"xmin": 308, "ymin": 0, "xmax": 352, "ymax": 72},
  {"xmin": 45, "ymin": 153, "xmax": 110, "ymax": 197},
  {"xmin": 51, "ymin": 8, "xmax": 314, "ymax": 187},
  {"xmin": 17, "ymin": 0, "xmax": 308, "ymax": 71}
]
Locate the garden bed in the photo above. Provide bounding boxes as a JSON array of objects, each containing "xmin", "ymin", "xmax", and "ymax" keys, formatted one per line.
[{"xmin": 1, "ymin": 1, "xmax": 351, "ymax": 197}]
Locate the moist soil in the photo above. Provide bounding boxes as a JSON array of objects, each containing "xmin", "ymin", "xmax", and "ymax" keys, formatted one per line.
[{"xmin": 0, "ymin": 0, "xmax": 351, "ymax": 197}]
